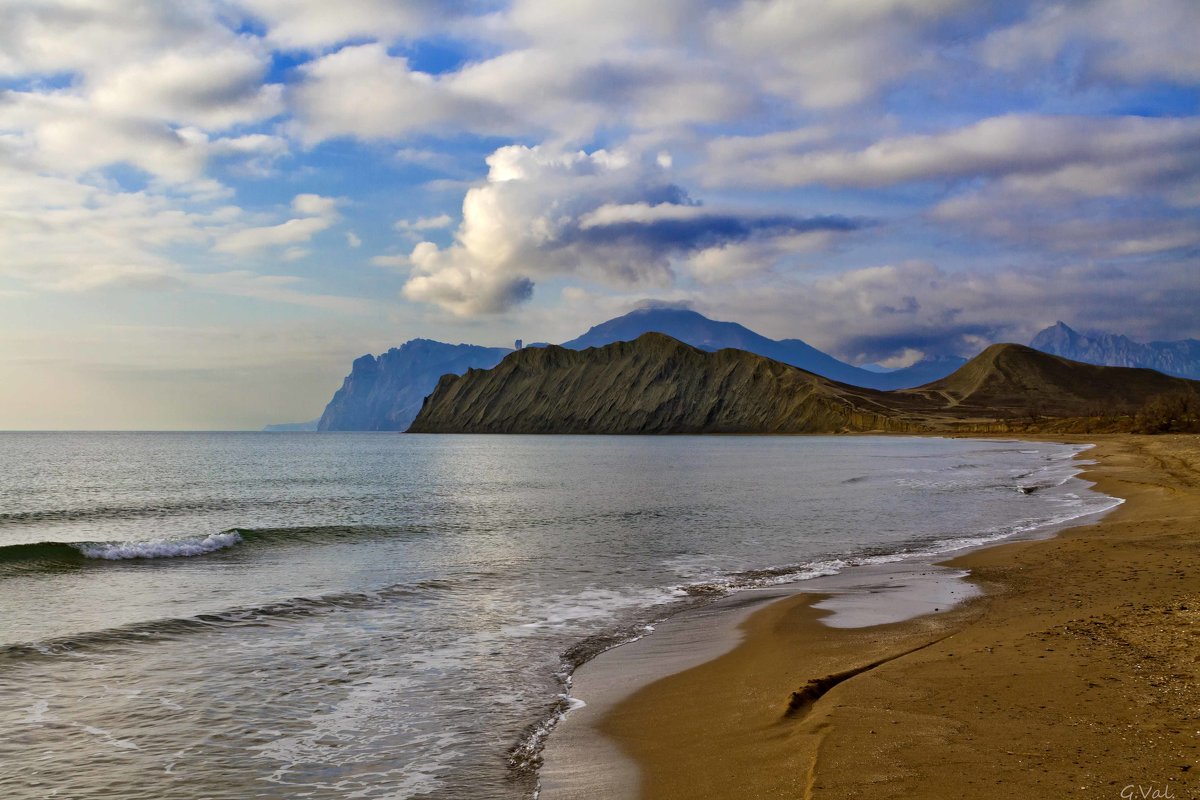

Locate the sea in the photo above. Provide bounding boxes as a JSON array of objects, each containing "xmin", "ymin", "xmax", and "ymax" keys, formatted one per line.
[{"xmin": 0, "ymin": 433, "xmax": 1119, "ymax": 799}]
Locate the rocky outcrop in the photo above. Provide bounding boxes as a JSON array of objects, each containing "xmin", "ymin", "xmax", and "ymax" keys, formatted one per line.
[{"xmin": 318, "ymin": 339, "xmax": 511, "ymax": 431}]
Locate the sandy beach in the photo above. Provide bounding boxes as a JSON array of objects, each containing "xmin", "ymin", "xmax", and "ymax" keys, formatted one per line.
[{"xmin": 550, "ymin": 435, "xmax": 1199, "ymax": 799}]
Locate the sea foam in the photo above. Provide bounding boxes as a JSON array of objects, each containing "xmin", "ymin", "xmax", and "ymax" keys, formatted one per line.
[{"xmin": 73, "ymin": 531, "xmax": 243, "ymax": 560}]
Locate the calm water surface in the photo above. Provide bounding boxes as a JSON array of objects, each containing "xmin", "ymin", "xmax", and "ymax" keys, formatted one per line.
[{"xmin": 0, "ymin": 433, "xmax": 1116, "ymax": 798}]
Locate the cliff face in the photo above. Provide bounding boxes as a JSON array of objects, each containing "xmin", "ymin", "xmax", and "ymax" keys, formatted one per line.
[
  {"xmin": 1030, "ymin": 322, "xmax": 1200, "ymax": 380},
  {"xmin": 560, "ymin": 307, "xmax": 963, "ymax": 390},
  {"xmin": 408, "ymin": 334, "xmax": 931, "ymax": 434},
  {"xmin": 318, "ymin": 339, "xmax": 511, "ymax": 431},
  {"xmin": 409, "ymin": 336, "xmax": 1200, "ymax": 435}
]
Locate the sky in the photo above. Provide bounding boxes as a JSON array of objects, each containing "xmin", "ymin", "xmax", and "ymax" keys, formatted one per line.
[{"xmin": 1, "ymin": 0, "xmax": 1198, "ymax": 429}]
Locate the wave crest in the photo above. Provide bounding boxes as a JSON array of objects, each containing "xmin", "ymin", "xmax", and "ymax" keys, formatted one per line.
[{"xmin": 74, "ymin": 532, "xmax": 243, "ymax": 560}]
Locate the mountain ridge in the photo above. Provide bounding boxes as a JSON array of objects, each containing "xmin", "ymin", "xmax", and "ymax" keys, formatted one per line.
[
  {"xmin": 299, "ymin": 307, "xmax": 966, "ymax": 431},
  {"xmin": 561, "ymin": 307, "xmax": 964, "ymax": 390},
  {"xmin": 409, "ymin": 335, "xmax": 1200, "ymax": 435},
  {"xmin": 1029, "ymin": 321, "xmax": 1200, "ymax": 380}
]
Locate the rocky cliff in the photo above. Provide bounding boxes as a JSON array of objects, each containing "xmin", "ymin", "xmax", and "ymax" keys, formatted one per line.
[{"xmin": 318, "ymin": 339, "xmax": 511, "ymax": 431}]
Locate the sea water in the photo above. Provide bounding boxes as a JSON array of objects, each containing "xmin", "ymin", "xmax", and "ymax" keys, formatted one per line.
[{"xmin": 0, "ymin": 433, "xmax": 1118, "ymax": 799}]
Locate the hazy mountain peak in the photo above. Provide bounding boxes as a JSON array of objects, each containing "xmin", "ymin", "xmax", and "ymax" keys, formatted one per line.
[
  {"xmin": 1030, "ymin": 323, "xmax": 1200, "ymax": 380},
  {"xmin": 561, "ymin": 307, "xmax": 962, "ymax": 390}
]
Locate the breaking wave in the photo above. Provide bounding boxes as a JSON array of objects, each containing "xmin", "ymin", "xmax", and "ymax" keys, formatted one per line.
[{"xmin": 0, "ymin": 525, "xmax": 428, "ymax": 571}]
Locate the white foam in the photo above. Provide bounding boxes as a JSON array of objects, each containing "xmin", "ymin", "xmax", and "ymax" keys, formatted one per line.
[{"xmin": 73, "ymin": 531, "xmax": 243, "ymax": 560}]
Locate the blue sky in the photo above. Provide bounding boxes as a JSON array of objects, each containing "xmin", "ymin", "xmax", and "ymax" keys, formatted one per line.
[{"xmin": 0, "ymin": 0, "xmax": 1197, "ymax": 428}]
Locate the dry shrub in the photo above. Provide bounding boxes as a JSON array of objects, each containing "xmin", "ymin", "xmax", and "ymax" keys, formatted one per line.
[{"xmin": 1134, "ymin": 392, "xmax": 1200, "ymax": 434}]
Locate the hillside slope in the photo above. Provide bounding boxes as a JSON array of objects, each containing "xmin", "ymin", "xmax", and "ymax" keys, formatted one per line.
[
  {"xmin": 409, "ymin": 334, "xmax": 932, "ymax": 434},
  {"xmin": 410, "ymin": 338, "xmax": 1200, "ymax": 435},
  {"xmin": 904, "ymin": 343, "xmax": 1198, "ymax": 416}
]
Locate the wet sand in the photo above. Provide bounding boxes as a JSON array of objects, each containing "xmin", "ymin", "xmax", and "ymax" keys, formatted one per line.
[{"xmin": 549, "ymin": 435, "xmax": 1199, "ymax": 799}]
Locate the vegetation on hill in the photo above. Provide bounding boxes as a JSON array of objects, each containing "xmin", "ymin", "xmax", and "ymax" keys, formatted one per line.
[{"xmin": 1134, "ymin": 393, "xmax": 1200, "ymax": 434}]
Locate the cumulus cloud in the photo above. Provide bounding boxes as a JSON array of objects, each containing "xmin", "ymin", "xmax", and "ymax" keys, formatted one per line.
[{"xmin": 401, "ymin": 144, "xmax": 864, "ymax": 314}]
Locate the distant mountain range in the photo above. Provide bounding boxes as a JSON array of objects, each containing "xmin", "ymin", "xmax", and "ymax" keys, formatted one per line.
[
  {"xmin": 1030, "ymin": 322, "xmax": 1200, "ymax": 380},
  {"xmin": 277, "ymin": 308, "xmax": 967, "ymax": 432},
  {"xmin": 409, "ymin": 335, "xmax": 1200, "ymax": 435},
  {"xmin": 560, "ymin": 308, "xmax": 966, "ymax": 390}
]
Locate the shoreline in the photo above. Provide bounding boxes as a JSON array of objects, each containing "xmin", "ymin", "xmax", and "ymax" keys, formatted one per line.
[{"xmin": 540, "ymin": 434, "xmax": 1200, "ymax": 799}]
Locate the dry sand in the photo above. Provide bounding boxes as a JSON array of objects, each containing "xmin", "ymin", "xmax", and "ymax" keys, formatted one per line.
[{"xmin": 594, "ymin": 435, "xmax": 1199, "ymax": 799}]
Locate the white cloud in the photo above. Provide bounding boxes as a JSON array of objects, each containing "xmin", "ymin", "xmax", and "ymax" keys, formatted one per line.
[
  {"xmin": 290, "ymin": 44, "xmax": 505, "ymax": 143},
  {"xmin": 394, "ymin": 213, "xmax": 454, "ymax": 232},
  {"xmin": 982, "ymin": 0, "xmax": 1200, "ymax": 84},
  {"xmin": 0, "ymin": 161, "xmax": 221, "ymax": 291},
  {"xmin": 401, "ymin": 144, "xmax": 862, "ymax": 314},
  {"xmin": 931, "ymin": 183, "xmax": 1200, "ymax": 258},
  {"xmin": 704, "ymin": 114, "xmax": 1200, "ymax": 190},
  {"xmin": 578, "ymin": 202, "xmax": 709, "ymax": 228},
  {"xmin": 292, "ymin": 193, "xmax": 341, "ymax": 217},
  {"xmin": 289, "ymin": 5, "xmax": 765, "ymax": 146},
  {"xmin": 87, "ymin": 46, "xmax": 282, "ymax": 130},
  {"xmin": 346, "ymin": 231, "xmax": 362, "ymax": 248},
  {"xmin": 709, "ymin": 0, "xmax": 965, "ymax": 108},
  {"xmin": 876, "ymin": 348, "xmax": 926, "ymax": 369},
  {"xmin": 402, "ymin": 145, "xmax": 677, "ymax": 314},
  {"xmin": 187, "ymin": 270, "xmax": 376, "ymax": 313},
  {"xmin": 215, "ymin": 194, "xmax": 341, "ymax": 254},
  {"xmin": 0, "ymin": 92, "xmax": 212, "ymax": 183},
  {"xmin": 0, "ymin": 2, "xmax": 286, "ymax": 184},
  {"xmin": 233, "ymin": 0, "xmax": 454, "ymax": 50},
  {"xmin": 0, "ymin": 2, "xmax": 228, "ymax": 77}
]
